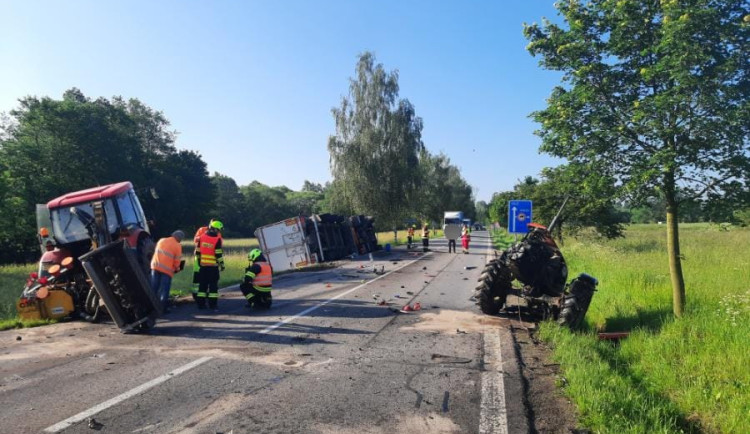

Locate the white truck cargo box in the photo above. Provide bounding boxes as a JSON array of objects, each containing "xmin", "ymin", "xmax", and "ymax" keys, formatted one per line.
[
  {"xmin": 254, "ymin": 217, "xmax": 318, "ymax": 272},
  {"xmin": 443, "ymin": 211, "xmax": 464, "ymax": 240}
]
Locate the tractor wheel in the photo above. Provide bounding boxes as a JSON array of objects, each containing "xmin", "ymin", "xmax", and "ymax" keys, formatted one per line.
[
  {"xmin": 557, "ymin": 277, "xmax": 596, "ymax": 330},
  {"xmin": 136, "ymin": 234, "xmax": 156, "ymax": 276},
  {"xmin": 478, "ymin": 267, "xmax": 511, "ymax": 315},
  {"xmin": 84, "ymin": 288, "xmax": 103, "ymax": 323}
]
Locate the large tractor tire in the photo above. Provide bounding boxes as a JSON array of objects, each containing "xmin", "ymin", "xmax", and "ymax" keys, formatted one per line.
[
  {"xmin": 557, "ymin": 274, "xmax": 597, "ymax": 330},
  {"xmin": 84, "ymin": 288, "xmax": 103, "ymax": 323},
  {"xmin": 136, "ymin": 233, "xmax": 156, "ymax": 276},
  {"xmin": 478, "ymin": 263, "xmax": 512, "ymax": 315}
]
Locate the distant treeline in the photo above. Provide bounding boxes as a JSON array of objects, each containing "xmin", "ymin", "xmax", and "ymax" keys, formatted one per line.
[{"xmin": 0, "ymin": 86, "xmax": 477, "ymax": 264}]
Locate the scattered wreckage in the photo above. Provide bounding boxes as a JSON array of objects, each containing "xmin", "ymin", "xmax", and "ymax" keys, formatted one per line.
[{"xmin": 475, "ymin": 199, "xmax": 598, "ymax": 329}]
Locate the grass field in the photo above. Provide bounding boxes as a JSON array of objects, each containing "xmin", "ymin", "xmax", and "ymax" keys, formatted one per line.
[
  {"xmin": 493, "ymin": 224, "xmax": 750, "ymax": 433},
  {"xmin": 0, "ymin": 230, "xmax": 415, "ymax": 325}
]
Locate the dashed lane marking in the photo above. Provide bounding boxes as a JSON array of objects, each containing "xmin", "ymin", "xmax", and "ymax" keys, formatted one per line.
[
  {"xmin": 44, "ymin": 356, "xmax": 213, "ymax": 433},
  {"xmin": 259, "ymin": 252, "xmax": 432, "ymax": 334}
]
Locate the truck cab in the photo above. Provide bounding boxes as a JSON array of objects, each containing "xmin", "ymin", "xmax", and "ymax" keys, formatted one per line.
[{"xmin": 443, "ymin": 211, "xmax": 464, "ymax": 240}]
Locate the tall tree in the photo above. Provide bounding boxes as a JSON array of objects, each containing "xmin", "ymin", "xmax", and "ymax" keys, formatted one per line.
[
  {"xmin": 0, "ymin": 89, "xmax": 215, "ymax": 261},
  {"xmin": 328, "ymin": 52, "xmax": 425, "ymax": 231},
  {"xmin": 524, "ymin": 0, "xmax": 750, "ymax": 316}
]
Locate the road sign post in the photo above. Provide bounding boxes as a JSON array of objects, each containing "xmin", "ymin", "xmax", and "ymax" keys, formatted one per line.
[{"xmin": 508, "ymin": 200, "xmax": 533, "ymax": 235}]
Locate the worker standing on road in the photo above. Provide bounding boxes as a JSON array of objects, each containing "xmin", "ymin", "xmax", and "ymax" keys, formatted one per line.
[
  {"xmin": 150, "ymin": 230, "xmax": 185, "ymax": 312},
  {"xmin": 421, "ymin": 224, "xmax": 430, "ymax": 252},
  {"xmin": 407, "ymin": 225, "xmax": 415, "ymax": 249},
  {"xmin": 196, "ymin": 221, "xmax": 224, "ymax": 310},
  {"xmin": 240, "ymin": 248, "xmax": 273, "ymax": 309},
  {"xmin": 461, "ymin": 224, "xmax": 471, "ymax": 254},
  {"xmin": 191, "ymin": 218, "xmax": 222, "ymax": 300}
]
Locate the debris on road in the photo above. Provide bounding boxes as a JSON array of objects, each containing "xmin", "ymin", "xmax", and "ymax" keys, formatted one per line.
[
  {"xmin": 400, "ymin": 302, "xmax": 421, "ymax": 313},
  {"xmin": 431, "ymin": 354, "xmax": 472, "ymax": 364},
  {"xmin": 88, "ymin": 418, "xmax": 103, "ymax": 430},
  {"xmin": 15, "ymin": 336, "xmax": 21, "ymax": 341},
  {"xmin": 406, "ymin": 291, "xmax": 414, "ymax": 295},
  {"xmin": 456, "ymin": 329, "xmax": 467, "ymax": 334}
]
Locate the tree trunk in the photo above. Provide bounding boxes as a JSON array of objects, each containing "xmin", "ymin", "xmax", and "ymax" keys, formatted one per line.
[
  {"xmin": 393, "ymin": 229, "xmax": 398, "ymax": 244},
  {"xmin": 665, "ymin": 193, "xmax": 686, "ymax": 317}
]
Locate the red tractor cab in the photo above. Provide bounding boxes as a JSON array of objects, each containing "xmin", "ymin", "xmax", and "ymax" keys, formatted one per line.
[
  {"xmin": 22, "ymin": 182, "xmax": 161, "ymax": 332},
  {"xmin": 38, "ymin": 181, "xmax": 155, "ymax": 272}
]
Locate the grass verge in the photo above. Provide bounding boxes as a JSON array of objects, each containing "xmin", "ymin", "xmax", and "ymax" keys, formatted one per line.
[{"xmin": 532, "ymin": 224, "xmax": 750, "ymax": 433}]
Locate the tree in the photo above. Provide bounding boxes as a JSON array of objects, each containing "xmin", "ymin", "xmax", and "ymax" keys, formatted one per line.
[
  {"xmin": 328, "ymin": 52, "xmax": 425, "ymax": 232},
  {"xmin": 475, "ymin": 200, "xmax": 489, "ymax": 225},
  {"xmin": 524, "ymin": 0, "xmax": 750, "ymax": 316},
  {"xmin": 487, "ymin": 166, "xmax": 627, "ymax": 239},
  {"xmin": 417, "ymin": 151, "xmax": 475, "ymax": 225},
  {"xmin": 0, "ymin": 89, "xmax": 215, "ymax": 261}
]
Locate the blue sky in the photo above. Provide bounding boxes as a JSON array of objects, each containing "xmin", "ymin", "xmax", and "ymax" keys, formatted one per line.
[{"xmin": 0, "ymin": 0, "xmax": 565, "ymax": 202}]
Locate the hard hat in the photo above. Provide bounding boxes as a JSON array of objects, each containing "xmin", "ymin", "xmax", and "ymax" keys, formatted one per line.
[
  {"xmin": 248, "ymin": 248, "xmax": 262, "ymax": 262},
  {"xmin": 210, "ymin": 220, "xmax": 224, "ymax": 231}
]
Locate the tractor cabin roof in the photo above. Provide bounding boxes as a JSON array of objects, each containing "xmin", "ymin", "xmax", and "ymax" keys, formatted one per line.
[{"xmin": 47, "ymin": 182, "xmax": 133, "ymax": 209}]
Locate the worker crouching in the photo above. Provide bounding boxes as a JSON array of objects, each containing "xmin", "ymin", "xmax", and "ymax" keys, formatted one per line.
[{"xmin": 241, "ymin": 248, "xmax": 273, "ymax": 309}]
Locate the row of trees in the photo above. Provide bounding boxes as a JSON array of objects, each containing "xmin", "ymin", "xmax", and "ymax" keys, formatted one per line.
[
  {"xmin": 0, "ymin": 89, "xmax": 214, "ymax": 264},
  {"xmin": 1, "ymin": 54, "xmax": 479, "ymax": 263}
]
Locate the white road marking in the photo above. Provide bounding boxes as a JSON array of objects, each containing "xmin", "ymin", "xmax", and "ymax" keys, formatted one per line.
[
  {"xmin": 479, "ymin": 232, "xmax": 509, "ymax": 434},
  {"xmin": 44, "ymin": 356, "xmax": 213, "ymax": 433},
  {"xmin": 480, "ymin": 330, "xmax": 509, "ymax": 434},
  {"xmin": 259, "ymin": 252, "xmax": 432, "ymax": 334}
]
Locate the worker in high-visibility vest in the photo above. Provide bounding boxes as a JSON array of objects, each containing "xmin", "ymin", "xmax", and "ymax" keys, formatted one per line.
[
  {"xmin": 150, "ymin": 230, "xmax": 185, "ymax": 312},
  {"xmin": 191, "ymin": 219, "xmax": 222, "ymax": 300},
  {"xmin": 240, "ymin": 248, "xmax": 273, "ymax": 309},
  {"xmin": 407, "ymin": 225, "xmax": 415, "ymax": 249},
  {"xmin": 421, "ymin": 224, "xmax": 430, "ymax": 252},
  {"xmin": 196, "ymin": 221, "xmax": 224, "ymax": 310},
  {"xmin": 461, "ymin": 224, "xmax": 471, "ymax": 254}
]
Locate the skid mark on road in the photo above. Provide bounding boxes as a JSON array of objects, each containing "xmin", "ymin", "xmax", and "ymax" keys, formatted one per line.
[{"xmin": 259, "ymin": 252, "xmax": 433, "ymax": 335}]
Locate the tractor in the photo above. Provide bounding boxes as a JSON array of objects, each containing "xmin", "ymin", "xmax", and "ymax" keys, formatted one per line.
[
  {"xmin": 475, "ymin": 200, "xmax": 598, "ymax": 329},
  {"xmin": 17, "ymin": 182, "xmax": 162, "ymax": 332}
]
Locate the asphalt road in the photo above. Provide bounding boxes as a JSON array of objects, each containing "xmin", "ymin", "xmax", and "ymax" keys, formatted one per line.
[{"xmin": 0, "ymin": 231, "xmax": 525, "ymax": 434}]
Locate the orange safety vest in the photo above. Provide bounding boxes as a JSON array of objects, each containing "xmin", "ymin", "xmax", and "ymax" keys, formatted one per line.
[
  {"xmin": 250, "ymin": 261, "xmax": 273, "ymax": 291},
  {"xmin": 194, "ymin": 226, "xmax": 223, "ymax": 245},
  {"xmin": 199, "ymin": 233, "xmax": 220, "ymax": 267},
  {"xmin": 407, "ymin": 227, "xmax": 414, "ymax": 237},
  {"xmin": 151, "ymin": 236, "xmax": 183, "ymax": 277}
]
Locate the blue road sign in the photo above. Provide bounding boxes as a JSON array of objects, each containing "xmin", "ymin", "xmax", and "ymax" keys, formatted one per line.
[{"xmin": 508, "ymin": 200, "xmax": 533, "ymax": 234}]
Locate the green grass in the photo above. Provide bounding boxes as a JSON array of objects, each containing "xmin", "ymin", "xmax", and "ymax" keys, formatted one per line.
[
  {"xmin": 0, "ymin": 263, "xmax": 35, "ymax": 322},
  {"xmin": 172, "ymin": 238, "xmax": 259, "ymax": 296},
  {"xmin": 507, "ymin": 224, "xmax": 750, "ymax": 433},
  {"xmin": 376, "ymin": 229, "xmax": 445, "ymax": 247}
]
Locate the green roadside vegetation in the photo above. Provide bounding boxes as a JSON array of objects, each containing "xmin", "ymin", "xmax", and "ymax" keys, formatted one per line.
[
  {"xmin": 492, "ymin": 224, "xmax": 749, "ymax": 433},
  {"xmin": 0, "ymin": 231, "xmax": 413, "ymax": 326}
]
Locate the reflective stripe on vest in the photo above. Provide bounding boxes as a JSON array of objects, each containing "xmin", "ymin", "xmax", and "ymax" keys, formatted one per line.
[
  {"xmin": 199, "ymin": 233, "xmax": 220, "ymax": 266},
  {"xmin": 253, "ymin": 261, "xmax": 272, "ymax": 290},
  {"xmin": 151, "ymin": 237, "xmax": 182, "ymax": 277}
]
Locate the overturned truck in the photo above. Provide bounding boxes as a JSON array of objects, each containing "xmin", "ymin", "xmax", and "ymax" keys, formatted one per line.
[
  {"xmin": 475, "ymin": 201, "xmax": 598, "ymax": 329},
  {"xmin": 254, "ymin": 214, "xmax": 381, "ymax": 272}
]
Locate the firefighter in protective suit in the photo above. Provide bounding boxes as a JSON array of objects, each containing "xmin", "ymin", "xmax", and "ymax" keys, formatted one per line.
[
  {"xmin": 196, "ymin": 221, "xmax": 224, "ymax": 310},
  {"xmin": 241, "ymin": 248, "xmax": 273, "ymax": 309}
]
